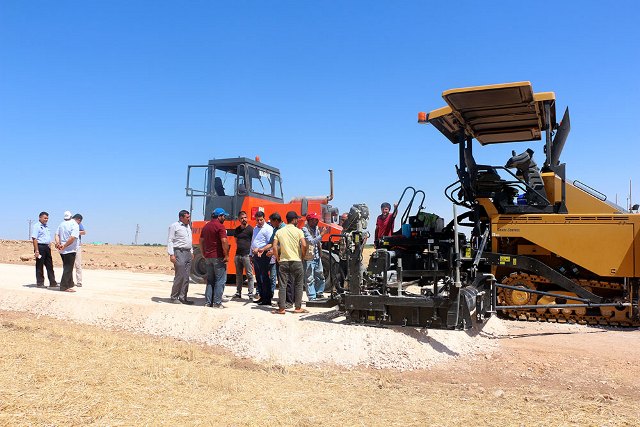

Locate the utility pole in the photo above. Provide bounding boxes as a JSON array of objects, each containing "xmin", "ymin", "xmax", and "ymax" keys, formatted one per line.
[
  {"xmin": 134, "ymin": 224, "xmax": 140, "ymax": 245},
  {"xmin": 28, "ymin": 219, "xmax": 33, "ymax": 240}
]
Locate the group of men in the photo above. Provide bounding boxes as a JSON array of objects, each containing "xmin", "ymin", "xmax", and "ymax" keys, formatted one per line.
[
  {"xmin": 167, "ymin": 208, "xmax": 328, "ymax": 314},
  {"xmin": 31, "ymin": 201, "xmax": 396, "ymax": 300},
  {"xmin": 31, "ymin": 210, "xmax": 86, "ymax": 292}
]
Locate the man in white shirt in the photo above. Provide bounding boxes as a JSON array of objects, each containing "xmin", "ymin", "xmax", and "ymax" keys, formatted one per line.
[
  {"xmin": 167, "ymin": 210, "xmax": 194, "ymax": 304},
  {"xmin": 55, "ymin": 210, "xmax": 80, "ymax": 292}
]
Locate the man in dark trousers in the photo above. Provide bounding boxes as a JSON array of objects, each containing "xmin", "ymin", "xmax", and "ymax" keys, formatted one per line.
[
  {"xmin": 272, "ymin": 211, "xmax": 308, "ymax": 314},
  {"xmin": 55, "ymin": 210, "xmax": 80, "ymax": 292},
  {"xmin": 261, "ymin": 212, "xmax": 294, "ymax": 307},
  {"xmin": 232, "ymin": 210, "xmax": 254, "ymax": 299},
  {"xmin": 167, "ymin": 210, "xmax": 194, "ymax": 304},
  {"xmin": 250, "ymin": 211, "xmax": 273, "ymax": 306},
  {"xmin": 201, "ymin": 207, "xmax": 230, "ymax": 308},
  {"xmin": 31, "ymin": 211, "xmax": 57, "ymax": 288}
]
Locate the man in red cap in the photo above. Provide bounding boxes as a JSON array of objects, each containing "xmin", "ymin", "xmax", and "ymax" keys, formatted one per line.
[{"xmin": 302, "ymin": 212, "xmax": 328, "ymax": 300}]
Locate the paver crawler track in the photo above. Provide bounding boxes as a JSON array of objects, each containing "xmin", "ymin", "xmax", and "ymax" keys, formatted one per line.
[{"xmin": 497, "ymin": 273, "xmax": 639, "ymax": 326}]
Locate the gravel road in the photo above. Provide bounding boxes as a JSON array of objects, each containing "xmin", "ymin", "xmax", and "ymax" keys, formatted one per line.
[{"xmin": 0, "ymin": 263, "xmax": 506, "ymax": 370}]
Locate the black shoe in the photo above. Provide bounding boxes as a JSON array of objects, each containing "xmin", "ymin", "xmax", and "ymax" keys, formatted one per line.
[
  {"xmin": 285, "ymin": 303, "xmax": 293, "ymax": 309},
  {"xmin": 232, "ymin": 293, "xmax": 241, "ymax": 299},
  {"xmin": 258, "ymin": 301, "xmax": 272, "ymax": 306},
  {"xmin": 49, "ymin": 283, "xmax": 59, "ymax": 288},
  {"xmin": 213, "ymin": 303, "xmax": 225, "ymax": 309},
  {"xmin": 169, "ymin": 298, "xmax": 181, "ymax": 304},
  {"xmin": 316, "ymin": 293, "xmax": 324, "ymax": 299},
  {"xmin": 204, "ymin": 302, "xmax": 213, "ymax": 307},
  {"xmin": 253, "ymin": 299, "xmax": 263, "ymax": 304},
  {"xmin": 36, "ymin": 283, "xmax": 44, "ymax": 287},
  {"xmin": 178, "ymin": 299, "xmax": 194, "ymax": 305}
]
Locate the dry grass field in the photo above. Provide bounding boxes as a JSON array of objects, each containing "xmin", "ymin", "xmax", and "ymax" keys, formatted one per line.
[
  {"xmin": 2, "ymin": 310, "xmax": 640, "ymax": 426},
  {"xmin": 2, "ymin": 240, "xmax": 640, "ymax": 426}
]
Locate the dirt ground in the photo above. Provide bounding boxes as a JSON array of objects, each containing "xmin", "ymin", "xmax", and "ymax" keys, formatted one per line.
[
  {"xmin": 0, "ymin": 239, "xmax": 174, "ymax": 274},
  {"xmin": 2, "ymin": 240, "xmax": 640, "ymax": 425}
]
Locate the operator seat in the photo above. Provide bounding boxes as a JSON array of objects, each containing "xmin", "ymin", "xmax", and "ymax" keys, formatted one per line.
[
  {"xmin": 214, "ymin": 177, "xmax": 226, "ymax": 196},
  {"xmin": 505, "ymin": 149, "xmax": 546, "ymax": 205},
  {"xmin": 463, "ymin": 148, "xmax": 505, "ymax": 196}
]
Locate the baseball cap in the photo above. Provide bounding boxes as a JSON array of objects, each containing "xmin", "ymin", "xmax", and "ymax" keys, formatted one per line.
[
  {"xmin": 63, "ymin": 211, "xmax": 72, "ymax": 220},
  {"xmin": 212, "ymin": 207, "xmax": 229, "ymax": 217},
  {"xmin": 306, "ymin": 212, "xmax": 319, "ymax": 220},
  {"xmin": 286, "ymin": 211, "xmax": 299, "ymax": 222}
]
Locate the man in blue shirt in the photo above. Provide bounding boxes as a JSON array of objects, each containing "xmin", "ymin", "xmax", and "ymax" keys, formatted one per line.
[
  {"xmin": 250, "ymin": 211, "xmax": 274, "ymax": 305},
  {"xmin": 30, "ymin": 211, "xmax": 58, "ymax": 288}
]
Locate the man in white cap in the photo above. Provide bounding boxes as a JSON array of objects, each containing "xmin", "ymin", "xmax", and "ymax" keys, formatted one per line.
[{"xmin": 55, "ymin": 210, "xmax": 80, "ymax": 292}]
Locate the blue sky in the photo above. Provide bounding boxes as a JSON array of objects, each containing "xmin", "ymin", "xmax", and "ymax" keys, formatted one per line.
[{"xmin": 1, "ymin": 1, "xmax": 639, "ymax": 244}]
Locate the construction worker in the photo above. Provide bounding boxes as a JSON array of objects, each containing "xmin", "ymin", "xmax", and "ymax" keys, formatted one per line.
[
  {"xmin": 374, "ymin": 202, "xmax": 398, "ymax": 248},
  {"xmin": 302, "ymin": 212, "xmax": 328, "ymax": 300}
]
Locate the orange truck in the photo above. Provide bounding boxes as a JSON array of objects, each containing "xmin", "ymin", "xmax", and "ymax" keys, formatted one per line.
[{"xmin": 185, "ymin": 156, "xmax": 343, "ymax": 285}]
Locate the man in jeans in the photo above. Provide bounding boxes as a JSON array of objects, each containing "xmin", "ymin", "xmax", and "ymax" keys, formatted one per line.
[
  {"xmin": 200, "ymin": 208, "xmax": 230, "ymax": 308},
  {"xmin": 302, "ymin": 212, "xmax": 329, "ymax": 300},
  {"xmin": 232, "ymin": 210, "xmax": 254, "ymax": 299},
  {"xmin": 272, "ymin": 211, "xmax": 308, "ymax": 314}
]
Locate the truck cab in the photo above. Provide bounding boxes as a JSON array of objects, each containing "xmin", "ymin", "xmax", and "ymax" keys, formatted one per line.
[
  {"xmin": 185, "ymin": 156, "xmax": 343, "ymax": 285},
  {"xmin": 187, "ymin": 157, "xmax": 284, "ymax": 222}
]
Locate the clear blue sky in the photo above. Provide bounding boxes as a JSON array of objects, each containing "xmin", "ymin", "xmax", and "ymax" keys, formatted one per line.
[{"xmin": 1, "ymin": 1, "xmax": 639, "ymax": 244}]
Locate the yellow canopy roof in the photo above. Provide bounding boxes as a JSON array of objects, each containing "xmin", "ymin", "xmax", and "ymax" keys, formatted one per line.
[{"xmin": 421, "ymin": 81, "xmax": 556, "ymax": 145}]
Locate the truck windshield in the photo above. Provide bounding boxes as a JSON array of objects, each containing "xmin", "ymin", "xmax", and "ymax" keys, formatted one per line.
[{"xmin": 247, "ymin": 165, "xmax": 283, "ymax": 199}]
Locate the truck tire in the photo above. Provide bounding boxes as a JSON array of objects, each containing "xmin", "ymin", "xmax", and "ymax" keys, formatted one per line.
[{"xmin": 190, "ymin": 246, "xmax": 207, "ymax": 284}]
